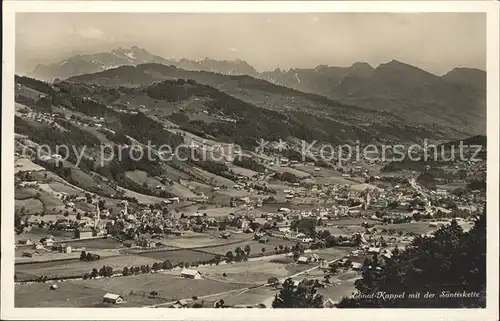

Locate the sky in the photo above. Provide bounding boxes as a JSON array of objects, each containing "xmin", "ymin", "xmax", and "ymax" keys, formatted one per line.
[{"xmin": 15, "ymin": 12, "xmax": 486, "ymax": 75}]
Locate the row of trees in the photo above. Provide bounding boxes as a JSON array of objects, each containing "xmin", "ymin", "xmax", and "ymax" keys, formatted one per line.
[
  {"xmin": 224, "ymin": 244, "xmax": 252, "ymax": 262},
  {"xmin": 83, "ymin": 265, "xmax": 114, "ymax": 279},
  {"xmin": 233, "ymin": 156, "xmax": 267, "ymax": 173}
]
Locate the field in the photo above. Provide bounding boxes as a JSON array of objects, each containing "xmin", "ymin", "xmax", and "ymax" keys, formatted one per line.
[
  {"xmin": 15, "ymin": 273, "xmax": 249, "ymax": 307},
  {"xmin": 35, "ymin": 190, "xmax": 66, "ymax": 214},
  {"xmin": 15, "ymin": 227, "xmax": 75, "ymax": 243},
  {"xmin": 269, "ymin": 166, "xmax": 312, "ymax": 179},
  {"xmin": 150, "ymin": 231, "xmax": 251, "ymax": 249},
  {"xmin": 221, "ymin": 286, "xmax": 276, "ymax": 307},
  {"xmin": 15, "ymin": 254, "xmax": 160, "ymax": 281},
  {"xmin": 125, "ymin": 170, "xmax": 163, "ymax": 189},
  {"xmin": 181, "ymin": 180, "xmax": 213, "ymax": 194},
  {"xmin": 375, "ymin": 222, "xmax": 440, "ymax": 235},
  {"xmin": 121, "ymin": 187, "xmax": 165, "ymax": 204},
  {"xmin": 330, "ymin": 217, "xmax": 380, "ymax": 226},
  {"xmin": 200, "ymin": 237, "xmax": 295, "ymax": 256},
  {"xmin": 15, "ymin": 198, "xmax": 44, "ymax": 213},
  {"xmin": 15, "ymin": 249, "xmax": 119, "ymax": 264},
  {"xmin": 194, "ymin": 259, "xmax": 306, "ymax": 284},
  {"xmin": 312, "ymin": 247, "xmax": 356, "ymax": 262},
  {"xmin": 293, "ymin": 165, "xmax": 355, "ymax": 185},
  {"xmin": 14, "ymin": 158, "xmax": 46, "ymax": 173},
  {"xmin": 125, "ymin": 169, "xmax": 198, "ymax": 198},
  {"xmin": 317, "ymin": 225, "xmax": 365, "ymax": 236},
  {"xmin": 56, "ymin": 165, "xmax": 117, "ymax": 196},
  {"xmin": 15, "ymin": 184, "xmax": 68, "ymax": 215},
  {"xmin": 226, "ymin": 163, "xmax": 259, "ymax": 178},
  {"xmin": 136, "ymin": 249, "xmax": 216, "ymax": 264},
  {"xmin": 47, "ymin": 181, "xmax": 83, "ymax": 195},
  {"xmin": 15, "ymin": 186, "xmax": 39, "ymax": 199},
  {"xmin": 64, "ymin": 237, "xmax": 124, "ymax": 250},
  {"xmin": 191, "ymin": 166, "xmax": 236, "ymax": 187}
]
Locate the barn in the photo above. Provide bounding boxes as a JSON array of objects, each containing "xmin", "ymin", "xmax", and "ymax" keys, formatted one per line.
[
  {"xmin": 180, "ymin": 269, "xmax": 202, "ymax": 279},
  {"xmin": 102, "ymin": 293, "xmax": 124, "ymax": 304}
]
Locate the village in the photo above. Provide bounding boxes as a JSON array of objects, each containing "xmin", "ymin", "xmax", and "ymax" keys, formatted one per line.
[{"xmin": 13, "ymin": 135, "xmax": 484, "ymax": 308}]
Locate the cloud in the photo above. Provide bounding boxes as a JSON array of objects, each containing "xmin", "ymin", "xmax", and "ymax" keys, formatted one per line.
[
  {"xmin": 311, "ymin": 16, "xmax": 319, "ymax": 23},
  {"xmin": 77, "ymin": 28, "xmax": 105, "ymax": 39},
  {"xmin": 228, "ymin": 47, "xmax": 238, "ymax": 52}
]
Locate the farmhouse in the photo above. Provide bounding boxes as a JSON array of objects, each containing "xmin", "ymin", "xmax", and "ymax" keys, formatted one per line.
[
  {"xmin": 57, "ymin": 243, "xmax": 72, "ymax": 254},
  {"xmin": 297, "ymin": 256, "xmax": 309, "ymax": 264},
  {"xmin": 180, "ymin": 269, "xmax": 202, "ymax": 279},
  {"xmin": 102, "ymin": 293, "xmax": 124, "ymax": 304},
  {"xmin": 22, "ymin": 250, "xmax": 39, "ymax": 258},
  {"xmin": 18, "ymin": 239, "xmax": 33, "ymax": 245},
  {"xmin": 43, "ymin": 238, "xmax": 54, "ymax": 247},
  {"xmin": 75, "ymin": 227, "xmax": 93, "ymax": 239}
]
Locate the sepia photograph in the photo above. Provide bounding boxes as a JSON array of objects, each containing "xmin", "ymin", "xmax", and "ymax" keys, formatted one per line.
[{"xmin": 2, "ymin": 1, "xmax": 499, "ymax": 320}]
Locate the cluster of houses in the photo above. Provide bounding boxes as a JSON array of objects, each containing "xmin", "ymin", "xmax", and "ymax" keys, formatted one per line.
[{"xmin": 19, "ymin": 236, "xmax": 74, "ymax": 258}]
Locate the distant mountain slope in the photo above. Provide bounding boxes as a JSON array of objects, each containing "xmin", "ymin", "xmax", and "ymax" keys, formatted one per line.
[
  {"xmin": 442, "ymin": 67, "xmax": 487, "ymax": 89},
  {"xmin": 31, "ymin": 46, "xmax": 171, "ymax": 81},
  {"xmin": 30, "ymin": 46, "xmax": 258, "ymax": 82},
  {"xmin": 28, "ymin": 46, "xmax": 486, "ymax": 136},
  {"xmin": 66, "ymin": 63, "xmax": 470, "ymax": 140},
  {"xmin": 17, "ymin": 72, "xmax": 453, "ymax": 151},
  {"xmin": 262, "ymin": 60, "xmax": 486, "ymax": 136}
]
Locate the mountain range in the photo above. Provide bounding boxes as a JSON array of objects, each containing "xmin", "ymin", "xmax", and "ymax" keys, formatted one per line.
[
  {"xmin": 28, "ymin": 46, "xmax": 486, "ymax": 136},
  {"xmin": 30, "ymin": 46, "xmax": 259, "ymax": 81}
]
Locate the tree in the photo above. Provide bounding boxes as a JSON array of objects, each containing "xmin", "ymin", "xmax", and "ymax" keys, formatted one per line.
[
  {"xmin": 234, "ymin": 247, "xmax": 245, "ymax": 261},
  {"xmin": 272, "ymin": 278, "xmax": 324, "ymax": 308},
  {"xmin": 161, "ymin": 260, "xmax": 173, "ymax": 270},
  {"xmin": 214, "ymin": 299, "xmax": 225, "ymax": 308},
  {"xmin": 76, "ymin": 213, "xmax": 82, "ymax": 220},
  {"xmin": 290, "ymin": 218, "xmax": 316, "ymax": 237},
  {"xmin": 80, "ymin": 251, "xmax": 87, "ymax": 261},
  {"xmin": 90, "ymin": 268, "xmax": 98, "ymax": 279},
  {"xmin": 329, "ymin": 263, "xmax": 339, "ymax": 275},
  {"xmin": 225, "ymin": 251, "xmax": 234, "ymax": 262},
  {"xmin": 122, "ymin": 267, "xmax": 129, "ymax": 276},
  {"xmin": 267, "ymin": 276, "xmax": 280, "ymax": 287},
  {"xmin": 244, "ymin": 244, "xmax": 252, "ymax": 256},
  {"xmin": 104, "ymin": 266, "xmax": 113, "ymax": 277},
  {"xmin": 261, "ymin": 247, "xmax": 266, "ymax": 253}
]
